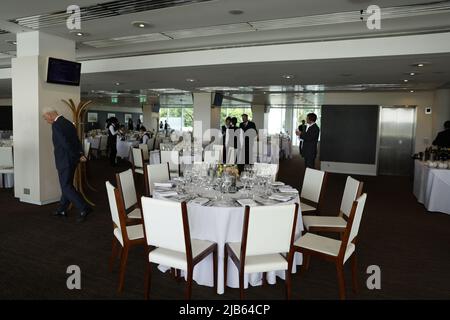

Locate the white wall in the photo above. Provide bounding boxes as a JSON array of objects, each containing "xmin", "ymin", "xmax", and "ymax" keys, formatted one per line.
[
  {"xmin": 432, "ymin": 89, "xmax": 450, "ymax": 138},
  {"xmin": 323, "ymin": 91, "xmax": 434, "ymax": 153}
]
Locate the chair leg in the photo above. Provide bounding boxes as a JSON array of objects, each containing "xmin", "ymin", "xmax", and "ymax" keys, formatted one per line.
[
  {"xmin": 117, "ymin": 245, "xmax": 129, "ymax": 293},
  {"xmin": 285, "ymin": 269, "xmax": 292, "ymax": 300},
  {"xmin": 224, "ymin": 247, "xmax": 228, "ymax": 293},
  {"xmin": 185, "ymin": 266, "xmax": 193, "ymax": 300},
  {"xmin": 302, "ymin": 254, "xmax": 310, "ymax": 273},
  {"xmin": 213, "ymin": 248, "xmax": 218, "ymax": 293},
  {"xmin": 351, "ymin": 254, "xmax": 359, "ymax": 294},
  {"xmin": 239, "ymin": 269, "xmax": 245, "ymax": 300},
  {"xmin": 336, "ymin": 263, "xmax": 346, "ymax": 300},
  {"xmin": 109, "ymin": 238, "xmax": 119, "ymax": 272},
  {"xmin": 144, "ymin": 261, "xmax": 152, "ymax": 300}
]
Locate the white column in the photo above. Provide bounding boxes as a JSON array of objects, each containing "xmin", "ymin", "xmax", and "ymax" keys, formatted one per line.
[
  {"xmin": 432, "ymin": 89, "xmax": 450, "ymax": 139},
  {"xmin": 12, "ymin": 31, "xmax": 79, "ymax": 205},
  {"xmin": 142, "ymin": 104, "xmax": 159, "ymax": 132},
  {"xmin": 193, "ymin": 92, "xmax": 213, "ymax": 143},
  {"xmin": 251, "ymin": 104, "xmax": 266, "ymax": 131},
  {"xmin": 210, "ymin": 105, "xmax": 221, "ymax": 131}
]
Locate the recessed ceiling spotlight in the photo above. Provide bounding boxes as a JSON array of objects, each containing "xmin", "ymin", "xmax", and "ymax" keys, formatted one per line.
[
  {"xmin": 6, "ymin": 40, "xmax": 17, "ymax": 45},
  {"xmin": 403, "ymin": 79, "xmax": 409, "ymax": 83},
  {"xmin": 410, "ymin": 72, "xmax": 416, "ymax": 76},
  {"xmin": 70, "ymin": 30, "xmax": 89, "ymax": 37},
  {"xmin": 132, "ymin": 21, "xmax": 151, "ymax": 28},
  {"xmin": 282, "ymin": 74, "xmax": 294, "ymax": 79},
  {"xmin": 417, "ymin": 63, "xmax": 424, "ymax": 67},
  {"xmin": 115, "ymin": 82, "xmax": 121, "ymax": 86},
  {"xmin": 410, "ymin": 90, "xmax": 415, "ymax": 93},
  {"xmin": 186, "ymin": 78, "xmax": 196, "ymax": 82},
  {"xmin": 229, "ymin": 9, "xmax": 244, "ymax": 15}
]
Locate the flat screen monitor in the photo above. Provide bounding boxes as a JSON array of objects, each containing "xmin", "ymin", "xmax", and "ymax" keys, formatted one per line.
[{"xmin": 47, "ymin": 57, "xmax": 81, "ymax": 86}]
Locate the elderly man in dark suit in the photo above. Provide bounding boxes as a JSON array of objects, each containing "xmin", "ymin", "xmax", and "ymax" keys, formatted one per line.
[
  {"xmin": 43, "ymin": 108, "xmax": 92, "ymax": 222},
  {"xmin": 297, "ymin": 113, "xmax": 320, "ymax": 169}
]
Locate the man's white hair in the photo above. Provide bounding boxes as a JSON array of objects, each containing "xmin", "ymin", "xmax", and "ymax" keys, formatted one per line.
[{"xmin": 42, "ymin": 107, "xmax": 58, "ymax": 115}]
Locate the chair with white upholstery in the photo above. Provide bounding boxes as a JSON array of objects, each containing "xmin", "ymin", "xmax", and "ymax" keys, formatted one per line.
[
  {"xmin": 99, "ymin": 135, "xmax": 108, "ymax": 157},
  {"xmin": 0, "ymin": 147, "xmax": 14, "ymax": 188},
  {"xmin": 147, "ymin": 137, "xmax": 155, "ymax": 151},
  {"xmin": 224, "ymin": 203, "xmax": 299, "ymax": 299},
  {"xmin": 139, "ymin": 143, "xmax": 150, "ymax": 162},
  {"xmin": 131, "ymin": 148, "xmax": 145, "ymax": 175},
  {"xmin": 141, "ymin": 197, "xmax": 218, "ymax": 299},
  {"xmin": 106, "ymin": 181, "xmax": 145, "ymax": 293},
  {"xmin": 303, "ymin": 176, "xmax": 363, "ymax": 234},
  {"xmin": 83, "ymin": 141, "xmax": 91, "ymax": 159},
  {"xmin": 145, "ymin": 163, "xmax": 170, "ymax": 196},
  {"xmin": 160, "ymin": 150, "xmax": 180, "ymax": 177},
  {"xmin": 116, "ymin": 169, "xmax": 142, "ymax": 220},
  {"xmin": 293, "ymin": 193, "xmax": 368, "ymax": 300},
  {"xmin": 253, "ymin": 163, "xmax": 279, "ymax": 182},
  {"xmin": 300, "ymin": 168, "xmax": 328, "ymax": 215}
]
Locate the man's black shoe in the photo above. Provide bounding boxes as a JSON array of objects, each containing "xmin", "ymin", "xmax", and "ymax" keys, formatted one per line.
[
  {"xmin": 77, "ymin": 207, "xmax": 92, "ymax": 223},
  {"xmin": 53, "ymin": 210, "xmax": 67, "ymax": 218}
]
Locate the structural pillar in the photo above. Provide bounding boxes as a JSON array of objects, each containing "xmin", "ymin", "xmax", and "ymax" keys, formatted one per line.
[
  {"xmin": 193, "ymin": 92, "xmax": 214, "ymax": 143},
  {"xmin": 12, "ymin": 31, "xmax": 79, "ymax": 205}
]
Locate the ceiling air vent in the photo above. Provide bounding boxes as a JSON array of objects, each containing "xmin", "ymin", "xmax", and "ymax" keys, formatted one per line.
[{"xmin": 9, "ymin": 0, "xmax": 215, "ymax": 30}]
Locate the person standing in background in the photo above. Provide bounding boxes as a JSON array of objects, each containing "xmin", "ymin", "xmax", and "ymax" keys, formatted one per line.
[
  {"xmin": 432, "ymin": 120, "xmax": 450, "ymax": 148},
  {"xmin": 297, "ymin": 119, "xmax": 307, "ymax": 157},
  {"xmin": 127, "ymin": 118, "xmax": 134, "ymax": 131},
  {"xmin": 297, "ymin": 113, "xmax": 320, "ymax": 169},
  {"xmin": 42, "ymin": 108, "xmax": 92, "ymax": 223},
  {"xmin": 108, "ymin": 117, "xmax": 119, "ymax": 166}
]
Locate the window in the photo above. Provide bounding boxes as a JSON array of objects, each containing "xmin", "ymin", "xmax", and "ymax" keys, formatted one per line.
[
  {"xmin": 292, "ymin": 107, "xmax": 321, "ymax": 145},
  {"xmin": 220, "ymin": 106, "xmax": 253, "ymax": 126},
  {"xmin": 159, "ymin": 106, "xmax": 194, "ymax": 131}
]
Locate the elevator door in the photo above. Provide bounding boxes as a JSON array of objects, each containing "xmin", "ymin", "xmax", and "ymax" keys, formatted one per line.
[{"xmin": 378, "ymin": 107, "xmax": 416, "ymax": 176}]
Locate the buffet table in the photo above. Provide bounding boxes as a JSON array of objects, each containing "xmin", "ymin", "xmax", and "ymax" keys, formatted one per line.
[
  {"xmin": 153, "ymin": 179, "xmax": 303, "ymax": 294},
  {"xmin": 413, "ymin": 160, "xmax": 450, "ymax": 215}
]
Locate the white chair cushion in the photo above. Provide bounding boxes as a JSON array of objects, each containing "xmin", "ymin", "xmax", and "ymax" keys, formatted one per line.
[
  {"xmin": 228, "ymin": 242, "xmax": 288, "ymax": 274},
  {"xmin": 303, "ymin": 216, "xmax": 347, "ymax": 230},
  {"xmin": 135, "ymin": 168, "xmax": 144, "ymax": 174},
  {"xmin": 294, "ymin": 233, "xmax": 355, "ymax": 264},
  {"xmin": 149, "ymin": 239, "xmax": 214, "ymax": 271},
  {"xmin": 127, "ymin": 208, "xmax": 142, "ymax": 219},
  {"xmin": 300, "ymin": 202, "xmax": 316, "ymax": 212},
  {"xmin": 114, "ymin": 224, "xmax": 144, "ymax": 246},
  {"xmin": 169, "ymin": 171, "xmax": 179, "ymax": 178}
]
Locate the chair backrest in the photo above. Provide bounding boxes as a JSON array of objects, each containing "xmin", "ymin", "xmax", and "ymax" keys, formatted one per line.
[
  {"xmin": 300, "ymin": 168, "xmax": 326, "ymax": 203},
  {"xmin": 148, "ymin": 137, "xmax": 155, "ymax": 151},
  {"xmin": 141, "ymin": 197, "xmax": 188, "ymax": 253},
  {"xmin": 225, "ymin": 148, "xmax": 236, "ymax": 164},
  {"xmin": 116, "ymin": 169, "xmax": 138, "ymax": 211},
  {"xmin": 84, "ymin": 141, "xmax": 91, "ymax": 158},
  {"xmin": 243, "ymin": 204, "xmax": 298, "ymax": 256},
  {"xmin": 105, "ymin": 181, "xmax": 123, "ymax": 231},
  {"xmin": 348, "ymin": 194, "xmax": 367, "ymax": 243},
  {"xmin": 99, "ymin": 135, "xmax": 108, "ymax": 151},
  {"xmin": 146, "ymin": 163, "xmax": 170, "ymax": 196},
  {"xmin": 132, "ymin": 148, "xmax": 144, "ymax": 169},
  {"xmin": 0, "ymin": 146, "xmax": 13, "ymax": 167},
  {"xmin": 161, "ymin": 150, "xmax": 179, "ymax": 172},
  {"xmin": 254, "ymin": 163, "xmax": 279, "ymax": 182},
  {"xmin": 204, "ymin": 150, "xmax": 220, "ymax": 163},
  {"xmin": 340, "ymin": 176, "xmax": 364, "ymax": 217},
  {"xmin": 139, "ymin": 143, "xmax": 149, "ymax": 161}
]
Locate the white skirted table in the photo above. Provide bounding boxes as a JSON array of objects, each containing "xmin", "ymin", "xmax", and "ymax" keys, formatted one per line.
[
  {"xmin": 413, "ymin": 160, "xmax": 450, "ymax": 215},
  {"xmin": 153, "ymin": 188, "xmax": 303, "ymax": 294}
]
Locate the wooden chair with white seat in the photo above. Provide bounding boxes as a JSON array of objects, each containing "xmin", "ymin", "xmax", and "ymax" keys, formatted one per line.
[
  {"xmin": 293, "ymin": 193, "xmax": 368, "ymax": 300},
  {"xmin": 303, "ymin": 176, "xmax": 363, "ymax": 234},
  {"xmin": 147, "ymin": 137, "xmax": 155, "ymax": 151},
  {"xmin": 299, "ymin": 168, "xmax": 328, "ymax": 215},
  {"xmin": 253, "ymin": 163, "xmax": 279, "ymax": 182},
  {"xmin": 160, "ymin": 150, "xmax": 180, "ymax": 178},
  {"xmin": 105, "ymin": 181, "xmax": 145, "ymax": 293},
  {"xmin": 131, "ymin": 147, "xmax": 145, "ymax": 175},
  {"xmin": 0, "ymin": 146, "xmax": 14, "ymax": 187},
  {"xmin": 141, "ymin": 197, "xmax": 218, "ymax": 299},
  {"xmin": 145, "ymin": 162, "xmax": 170, "ymax": 197},
  {"xmin": 224, "ymin": 203, "xmax": 299, "ymax": 299},
  {"xmin": 139, "ymin": 143, "xmax": 150, "ymax": 162},
  {"xmin": 115, "ymin": 169, "xmax": 143, "ymax": 221}
]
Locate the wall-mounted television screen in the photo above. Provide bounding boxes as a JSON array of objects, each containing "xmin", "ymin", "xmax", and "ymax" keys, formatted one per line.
[{"xmin": 47, "ymin": 57, "xmax": 81, "ymax": 86}]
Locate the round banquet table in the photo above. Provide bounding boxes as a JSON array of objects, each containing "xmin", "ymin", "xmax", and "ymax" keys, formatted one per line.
[{"xmin": 153, "ymin": 189, "xmax": 303, "ymax": 294}]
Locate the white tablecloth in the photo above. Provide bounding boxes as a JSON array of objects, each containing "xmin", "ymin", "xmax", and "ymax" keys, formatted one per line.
[
  {"xmin": 0, "ymin": 173, "xmax": 14, "ymax": 188},
  {"xmin": 117, "ymin": 140, "xmax": 139, "ymax": 159},
  {"xmin": 413, "ymin": 160, "xmax": 450, "ymax": 215},
  {"xmin": 153, "ymin": 191, "xmax": 303, "ymax": 294}
]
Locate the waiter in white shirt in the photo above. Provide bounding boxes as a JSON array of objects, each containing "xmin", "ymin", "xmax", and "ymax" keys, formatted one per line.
[{"xmin": 107, "ymin": 117, "xmax": 119, "ymax": 166}]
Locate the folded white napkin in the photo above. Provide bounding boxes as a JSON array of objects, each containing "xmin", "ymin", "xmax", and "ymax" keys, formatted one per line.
[
  {"xmin": 269, "ymin": 194, "xmax": 292, "ymax": 202},
  {"xmin": 157, "ymin": 191, "xmax": 178, "ymax": 197},
  {"xmin": 237, "ymin": 199, "xmax": 258, "ymax": 207},
  {"xmin": 154, "ymin": 182, "xmax": 173, "ymax": 188},
  {"xmin": 278, "ymin": 187, "xmax": 298, "ymax": 193},
  {"xmin": 271, "ymin": 181, "xmax": 285, "ymax": 186},
  {"xmin": 189, "ymin": 197, "xmax": 210, "ymax": 205}
]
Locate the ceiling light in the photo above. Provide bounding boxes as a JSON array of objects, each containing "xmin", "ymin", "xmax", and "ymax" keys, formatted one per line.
[
  {"xmin": 282, "ymin": 74, "xmax": 294, "ymax": 79},
  {"xmin": 403, "ymin": 79, "xmax": 409, "ymax": 82},
  {"xmin": 417, "ymin": 63, "xmax": 424, "ymax": 67},
  {"xmin": 132, "ymin": 21, "xmax": 151, "ymax": 29},
  {"xmin": 115, "ymin": 82, "xmax": 121, "ymax": 86},
  {"xmin": 410, "ymin": 72, "xmax": 416, "ymax": 76},
  {"xmin": 229, "ymin": 10, "xmax": 244, "ymax": 15},
  {"xmin": 186, "ymin": 78, "xmax": 196, "ymax": 82},
  {"xmin": 410, "ymin": 90, "xmax": 415, "ymax": 93}
]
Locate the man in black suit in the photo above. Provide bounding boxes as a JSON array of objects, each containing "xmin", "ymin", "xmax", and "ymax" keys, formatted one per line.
[
  {"xmin": 43, "ymin": 108, "xmax": 92, "ymax": 223},
  {"xmin": 297, "ymin": 113, "xmax": 320, "ymax": 169},
  {"xmin": 239, "ymin": 114, "xmax": 257, "ymax": 166},
  {"xmin": 432, "ymin": 120, "xmax": 450, "ymax": 148}
]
